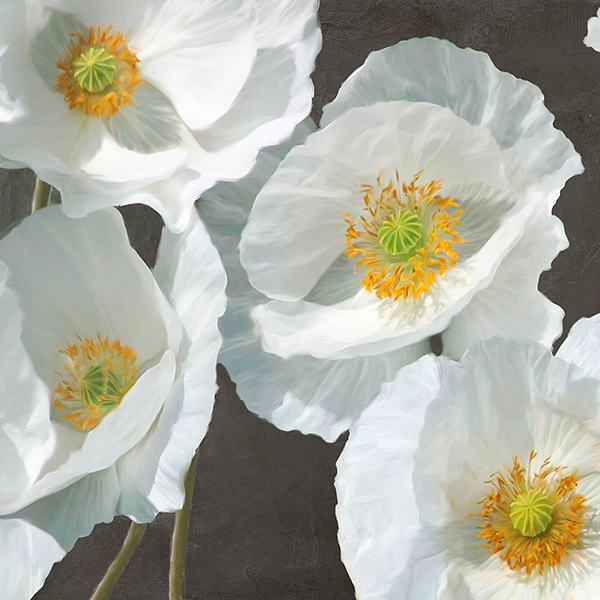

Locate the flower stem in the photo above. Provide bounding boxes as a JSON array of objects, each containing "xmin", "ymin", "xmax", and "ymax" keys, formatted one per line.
[
  {"xmin": 32, "ymin": 178, "xmax": 51, "ymax": 213},
  {"xmin": 169, "ymin": 450, "xmax": 199, "ymax": 600},
  {"xmin": 89, "ymin": 521, "xmax": 146, "ymax": 600}
]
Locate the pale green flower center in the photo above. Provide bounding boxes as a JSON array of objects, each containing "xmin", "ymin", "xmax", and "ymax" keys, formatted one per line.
[
  {"xmin": 509, "ymin": 489, "xmax": 553, "ymax": 537},
  {"xmin": 72, "ymin": 47, "xmax": 117, "ymax": 93},
  {"xmin": 53, "ymin": 336, "xmax": 139, "ymax": 431},
  {"xmin": 377, "ymin": 210, "xmax": 424, "ymax": 256}
]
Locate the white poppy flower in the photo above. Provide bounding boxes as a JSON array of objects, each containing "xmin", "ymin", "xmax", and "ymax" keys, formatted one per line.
[
  {"xmin": 335, "ymin": 317, "xmax": 600, "ymax": 600},
  {"xmin": 584, "ymin": 7, "xmax": 600, "ymax": 51},
  {"xmin": 0, "ymin": 0, "xmax": 321, "ymax": 232},
  {"xmin": 0, "ymin": 206, "xmax": 226, "ymax": 599},
  {"xmin": 229, "ymin": 37, "xmax": 582, "ymax": 442}
]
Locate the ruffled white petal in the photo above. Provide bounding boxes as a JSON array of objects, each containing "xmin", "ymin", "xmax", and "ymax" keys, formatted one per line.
[
  {"xmin": 134, "ymin": 0, "xmax": 258, "ymax": 131},
  {"xmin": 321, "ymin": 37, "xmax": 583, "ymax": 198},
  {"xmin": 584, "ymin": 8, "xmax": 600, "ymax": 51},
  {"xmin": 0, "ymin": 261, "xmax": 55, "ymax": 508},
  {"xmin": 335, "ymin": 337, "xmax": 600, "ymax": 599},
  {"xmin": 116, "ymin": 211, "xmax": 227, "ymax": 519},
  {"xmin": 221, "ymin": 312, "xmax": 429, "ymax": 441},
  {"xmin": 335, "ymin": 355, "xmax": 445, "ymax": 600},
  {"xmin": 557, "ymin": 314, "xmax": 600, "ymax": 380},
  {"xmin": 240, "ymin": 101, "xmax": 511, "ymax": 302},
  {"xmin": 442, "ymin": 194, "xmax": 568, "ymax": 358},
  {"xmin": 199, "ymin": 119, "xmax": 426, "ymax": 440},
  {"xmin": 0, "ymin": 518, "xmax": 65, "ymax": 600}
]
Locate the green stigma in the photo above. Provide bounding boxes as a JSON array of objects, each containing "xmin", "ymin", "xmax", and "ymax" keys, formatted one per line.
[
  {"xmin": 510, "ymin": 489, "xmax": 553, "ymax": 537},
  {"xmin": 377, "ymin": 211, "xmax": 424, "ymax": 256},
  {"xmin": 79, "ymin": 363, "xmax": 127, "ymax": 409},
  {"xmin": 72, "ymin": 47, "xmax": 116, "ymax": 93}
]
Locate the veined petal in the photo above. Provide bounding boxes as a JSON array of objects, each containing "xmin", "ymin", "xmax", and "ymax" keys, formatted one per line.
[
  {"xmin": 557, "ymin": 314, "xmax": 600, "ymax": 380},
  {"xmin": 220, "ymin": 307, "xmax": 429, "ymax": 441},
  {"xmin": 335, "ymin": 356, "xmax": 446, "ymax": 600},
  {"xmin": 322, "ymin": 37, "xmax": 583, "ymax": 198},
  {"xmin": 134, "ymin": 0, "xmax": 258, "ymax": 130},
  {"xmin": 256, "ymin": 0, "xmax": 319, "ymax": 48},
  {"xmin": 0, "ymin": 518, "xmax": 65, "ymax": 600},
  {"xmin": 584, "ymin": 8, "xmax": 600, "ymax": 51},
  {"xmin": 442, "ymin": 195, "xmax": 568, "ymax": 358},
  {"xmin": 116, "ymin": 211, "xmax": 227, "ymax": 519},
  {"xmin": 240, "ymin": 101, "xmax": 511, "ymax": 302}
]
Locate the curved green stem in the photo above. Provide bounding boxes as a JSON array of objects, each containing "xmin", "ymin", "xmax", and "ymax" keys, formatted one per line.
[
  {"xmin": 169, "ymin": 450, "xmax": 199, "ymax": 600},
  {"xmin": 89, "ymin": 521, "xmax": 146, "ymax": 600},
  {"xmin": 32, "ymin": 178, "xmax": 51, "ymax": 213}
]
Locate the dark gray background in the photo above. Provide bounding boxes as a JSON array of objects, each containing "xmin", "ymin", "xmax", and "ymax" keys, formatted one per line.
[{"xmin": 0, "ymin": 0, "xmax": 598, "ymax": 598}]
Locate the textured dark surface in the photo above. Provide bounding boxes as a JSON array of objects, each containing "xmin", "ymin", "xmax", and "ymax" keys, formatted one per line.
[{"xmin": 0, "ymin": 0, "xmax": 598, "ymax": 598}]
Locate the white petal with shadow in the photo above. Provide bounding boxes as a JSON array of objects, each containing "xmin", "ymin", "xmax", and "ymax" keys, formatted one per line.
[
  {"xmin": 197, "ymin": 18, "xmax": 319, "ymax": 154},
  {"xmin": 220, "ymin": 302, "xmax": 429, "ymax": 442},
  {"xmin": 0, "ymin": 261, "xmax": 55, "ymax": 509},
  {"xmin": 116, "ymin": 212, "xmax": 227, "ymax": 519},
  {"xmin": 105, "ymin": 83, "xmax": 183, "ymax": 154},
  {"xmin": 135, "ymin": 0, "xmax": 258, "ymax": 130},
  {"xmin": 0, "ymin": 207, "xmax": 173, "ymax": 389},
  {"xmin": 240, "ymin": 101, "xmax": 511, "ymax": 302},
  {"xmin": 0, "ymin": 517, "xmax": 65, "ymax": 600},
  {"xmin": 251, "ymin": 203, "xmax": 527, "ymax": 360},
  {"xmin": 442, "ymin": 194, "xmax": 568, "ymax": 358}
]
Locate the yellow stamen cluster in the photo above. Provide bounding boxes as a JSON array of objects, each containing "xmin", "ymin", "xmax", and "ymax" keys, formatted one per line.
[
  {"xmin": 477, "ymin": 451, "xmax": 589, "ymax": 576},
  {"xmin": 53, "ymin": 335, "xmax": 139, "ymax": 431},
  {"xmin": 344, "ymin": 171, "xmax": 464, "ymax": 300},
  {"xmin": 56, "ymin": 25, "xmax": 142, "ymax": 118}
]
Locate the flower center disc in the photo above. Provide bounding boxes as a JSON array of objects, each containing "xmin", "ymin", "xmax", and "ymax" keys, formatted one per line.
[
  {"xmin": 53, "ymin": 335, "xmax": 139, "ymax": 431},
  {"xmin": 72, "ymin": 46, "xmax": 117, "ymax": 93},
  {"xmin": 477, "ymin": 451, "xmax": 589, "ymax": 575},
  {"xmin": 344, "ymin": 171, "xmax": 464, "ymax": 300},
  {"xmin": 509, "ymin": 489, "xmax": 553, "ymax": 537},
  {"xmin": 377, "ymin": 211, "xmax": 424, "ymax": 256}
]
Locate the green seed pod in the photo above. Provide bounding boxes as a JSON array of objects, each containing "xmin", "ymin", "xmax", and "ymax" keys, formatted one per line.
[
  {"xmin": 510, "ymin": 489, "xmax": 553, "ymax": 537},
  {"xmin": 72, "ymin": 47, "xmax": 117, "ymax": 93},
  {"xmin": 377, "ymin": 211, "xmax": 424, "ymax": 256}
]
